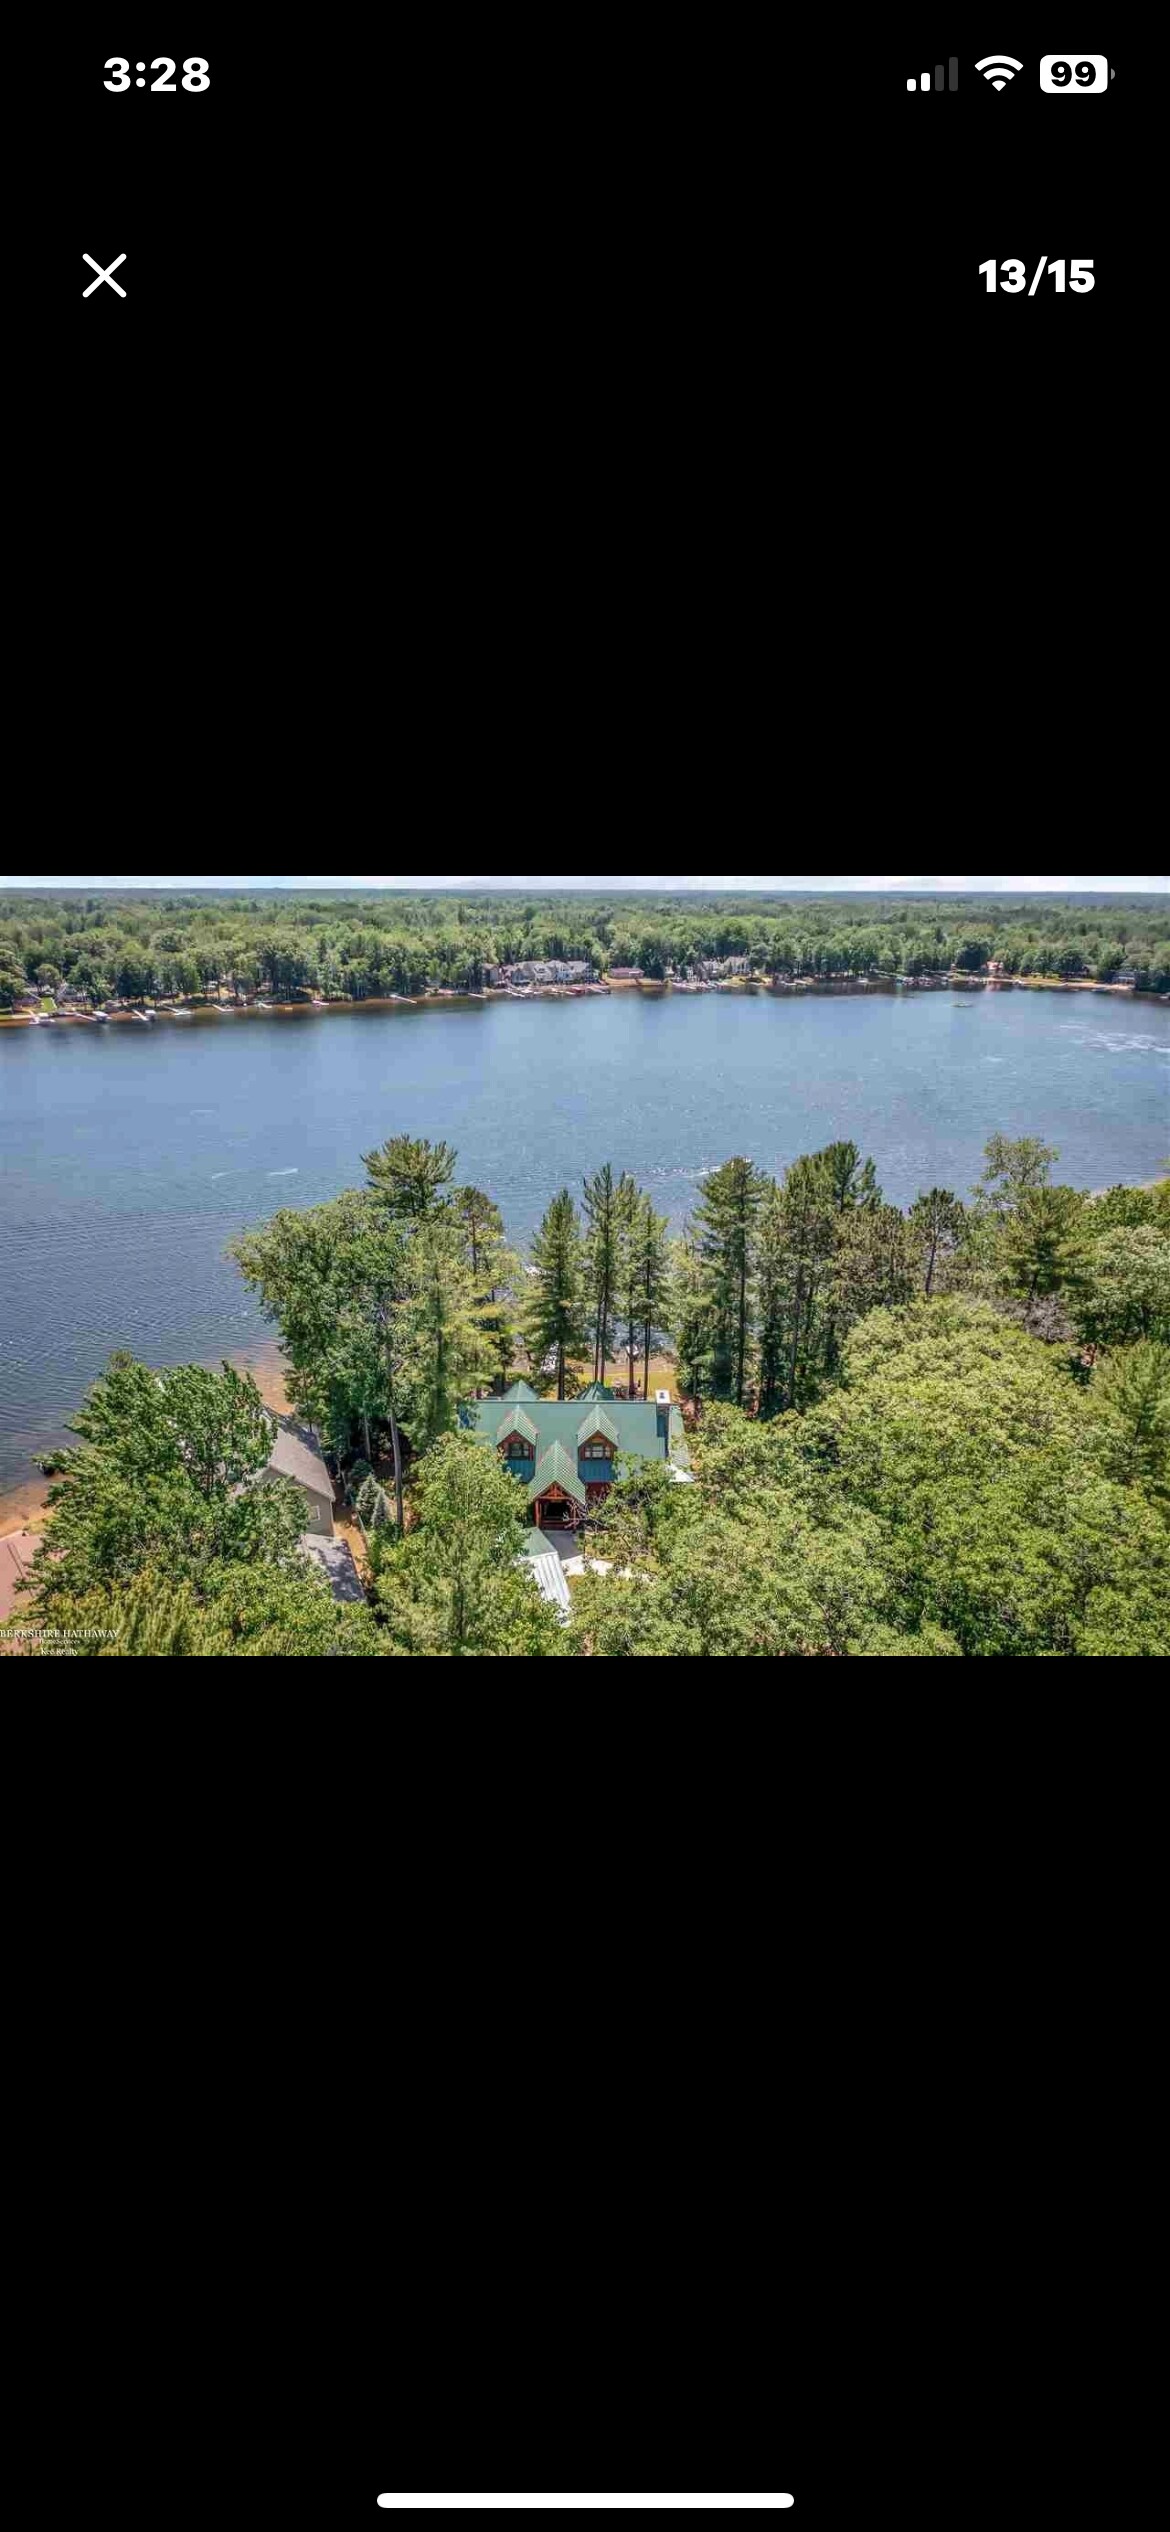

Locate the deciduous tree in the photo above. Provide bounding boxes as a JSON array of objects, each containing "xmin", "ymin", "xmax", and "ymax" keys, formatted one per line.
[
  {"xmin": 370, "ymin": 1434, "xmax": 567, "ymax": 1655},
  {"xmin": 1087, "ymin": 1342, "xmax": 1170, "ymax": 1499},
  {"xmin": 1073, "ymin": 1227, "xmax": 1170, "ymax": 1350}
]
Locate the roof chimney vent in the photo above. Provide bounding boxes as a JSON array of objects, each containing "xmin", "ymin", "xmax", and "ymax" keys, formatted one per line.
[{"xmin": 655, "ymin": 1389, "xmax": 671, "ymax": 1407}]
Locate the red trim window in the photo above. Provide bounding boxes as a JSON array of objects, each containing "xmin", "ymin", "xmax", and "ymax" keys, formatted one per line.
[
  {"xmin": 580, "ymin": 1440, "xmax": 610, "ymax": 1459},
  {"xmin": 502, "ymin": 1437, "xmax": 534, "ymax": 1460}
]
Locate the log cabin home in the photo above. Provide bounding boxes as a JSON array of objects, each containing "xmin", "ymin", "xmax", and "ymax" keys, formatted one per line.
[{"xmin": 459, "ymin": 1380, "xmax": 691, "ymax": 1529}]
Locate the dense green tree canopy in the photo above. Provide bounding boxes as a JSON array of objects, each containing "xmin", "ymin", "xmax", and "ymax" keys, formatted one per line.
[
  {"xmin": 369, "ymin": 1434, "xmax": 567, "ymax": 1655},
  {"xmin": 569, "ymin": 1301, "xmax": 1170, "ymax": 1657},
  {"xmin": 3, "ymin": 887, "xmax": 1167, "ymax": 1000},
  {"xmin": 20, "ymin": 1105, "xmax": 1169, "ymax": 1656},
  {"xmin": 18, "ymin": 1356, "xmax": 381, "ymax": 1654}
]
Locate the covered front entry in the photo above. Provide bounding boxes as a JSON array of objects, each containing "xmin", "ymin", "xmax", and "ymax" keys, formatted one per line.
[
  {"xmin": 528, "ymin": 1441, "xmax": 587, "ymax": 1531},
  {"xmin": 533, "ymin": 1485, "xmax": 582, "ymax": 1532}
]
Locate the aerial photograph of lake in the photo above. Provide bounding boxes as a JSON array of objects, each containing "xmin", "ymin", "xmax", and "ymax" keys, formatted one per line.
[
  {"xmin": 2, "ymin": 877, "xmax": 1167, "ymax": 1660},
  {"xmin": 3, "ymin": 979, "xmax": 1166, "ymax": 1499}
]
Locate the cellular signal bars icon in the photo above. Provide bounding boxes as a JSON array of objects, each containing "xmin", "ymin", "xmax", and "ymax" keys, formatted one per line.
[{"xmin": 907, "ymin": 60, "xmax": 959, "ymax": 89}]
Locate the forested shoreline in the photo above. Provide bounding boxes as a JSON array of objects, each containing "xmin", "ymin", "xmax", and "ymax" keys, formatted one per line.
[
  {"xmin": 2, "ymin": 886, "xmax": 1168, "ymax": 1005},
  {"xmin": 13, "ymin": 1130, "xmax": 1169, "ymax": 1658}
]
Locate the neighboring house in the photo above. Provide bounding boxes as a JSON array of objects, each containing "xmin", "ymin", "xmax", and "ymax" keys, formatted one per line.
[
  {"xmin": 299, "ymin": 1533, "xmax": 365, "ymax": 1601},
  {"xmin": 689, "ymin": 956, "xmax": 750, "ymax": 981},
  {"xmin": 261, "ymin": 1418, "xmax": 335, "ymax": 1536},
  {"xmin": 607, "ymin": 966, "xmax": 644, "ymax": 982},
  {"xmin": 460, "ymin": 1378, "xmax": 690, "ymax": 1530},
  {"xmin": 501, "ymin": 959, "xmax": 592, "ymax": 986}
]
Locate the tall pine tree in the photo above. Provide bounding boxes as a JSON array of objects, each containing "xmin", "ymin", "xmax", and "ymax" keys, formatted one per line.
[
  {"xmin": 636, "ymin": 1193, "xmax": 672, "ymax": 1398},
  {"xmin": 614, "ymin": 1173, "xmax": 643, "ymax": 1393},
  {"xmin": 583, "ymin": 1162, "xmax": 621, "ymax": 1383},
  {"xmin": 823, "ymin": 1140, "xmax": 881, "ymax": 1213},
  {"xmin": 693, "ymin": 1157, "xmax": 767, "ymax": 1405},
  {"xmin": 526, "ymin": 1190, "xmax": 586, "ymax": 1399},
  {"xmin": 363, "ymin": 1134, "xmax": 458, "ymax": 1220},
  {"xmin": 756, "ymin": 1152, "xmax": 838, "ymax": 1414}
]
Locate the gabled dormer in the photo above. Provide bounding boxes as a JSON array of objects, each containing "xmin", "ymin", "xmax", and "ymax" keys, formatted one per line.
[
  {"xmin": 577, "ymin": 1406, "xmax": 619, "ymax": 1463},
  {"xmin": 498, "ymin": 1406, "xmax": 538, "ymax": 1466}
]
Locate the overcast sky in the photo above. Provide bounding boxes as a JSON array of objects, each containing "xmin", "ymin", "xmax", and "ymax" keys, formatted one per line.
[{"xmin": 6, "ymin": 874, "xmax": 1167, "ymax": 893}]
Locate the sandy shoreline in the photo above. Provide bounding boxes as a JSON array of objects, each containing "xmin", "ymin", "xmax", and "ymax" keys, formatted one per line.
[{"xmin": 2, "ymin": 975, "xmax": 1164, "ymax": 1031}]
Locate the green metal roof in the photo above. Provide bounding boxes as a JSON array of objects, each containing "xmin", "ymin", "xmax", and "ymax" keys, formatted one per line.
[
  {"xmin": 500, "ymin": 1407, "xmax": 538, "ymax": 1446},
  {"xmin": 527, "ymin": 1442, "xmax": 587, "ymax": 1509},
  {"xmin": 502, "ymin": 1379, "xmax": 538, "ymax": 1401},
  {"xmin": 577, "ymin": 1380, "xmax": 615, "ymax": 1401},
  {"xmin": 578, "ymin": 1406, "xmax": 619, "ymax": 1448},
  {"xmin": 464, "ymin": 1392, "xmax": 690, "ymax": 1476}
]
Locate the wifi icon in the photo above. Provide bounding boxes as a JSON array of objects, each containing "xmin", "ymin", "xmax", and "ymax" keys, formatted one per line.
[{"xmin": 975, "ymin": 55, "xmax": 1023, "ymax": 88}]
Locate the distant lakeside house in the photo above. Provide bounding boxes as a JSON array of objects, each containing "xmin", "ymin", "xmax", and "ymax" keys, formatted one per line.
[
  {"xmin": 459, "ymin": 1379, "xmax": 690, "ymax": 1530},
  {"xmin": 486, "ymin": 960, "xmax": 594, "ymax": 988},
  {"xmin": 682, "ymin": 956, "xmax": 751, "ymax": 981}
]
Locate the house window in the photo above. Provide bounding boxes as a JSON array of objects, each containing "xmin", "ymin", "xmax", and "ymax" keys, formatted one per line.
[
  {"xmin": 580, "ymin": 1441, "xmax": 610, "ymax": 1460},
  {"xmin": 502, "ymin": 1437, "xmax": 533, "ymax": 1460}
]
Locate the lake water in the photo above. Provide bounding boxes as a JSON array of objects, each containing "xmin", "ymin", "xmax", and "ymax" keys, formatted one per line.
[{"xmin": 2, "ymin": 987, "xmax": 1167, "ymax": 1496}]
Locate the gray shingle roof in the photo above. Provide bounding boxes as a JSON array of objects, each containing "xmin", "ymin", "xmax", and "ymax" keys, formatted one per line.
[{"xmin": 266, "ymin": 1420, "xmax": 335, "ymax": 1501}]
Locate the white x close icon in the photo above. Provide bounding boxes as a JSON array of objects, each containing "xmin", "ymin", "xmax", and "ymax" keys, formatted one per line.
[{"xmin": 83, "ymin": 253, "xmax": 127, "ymax": 297}]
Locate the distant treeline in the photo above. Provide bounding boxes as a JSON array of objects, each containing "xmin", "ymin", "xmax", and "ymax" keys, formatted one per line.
[{"xmin": 1, "ymin": 888, "xmax": 1168, "ymax": 1005}]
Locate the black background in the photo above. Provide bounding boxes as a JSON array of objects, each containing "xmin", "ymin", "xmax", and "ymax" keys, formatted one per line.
[
  {"xmin": 880, "ymin": 23, "xmax": 1136, "ymax": 445},
  {"xmin": 74, "ymin": 31, "xmax": 278, "ymax": 382},
  {"xmin": 64, "ymin": 27, "xmax": 1149, "ymax": 538},
  {"xmin": 830, "ymin": 23, "xmax": 1152, "ymax": 764}
]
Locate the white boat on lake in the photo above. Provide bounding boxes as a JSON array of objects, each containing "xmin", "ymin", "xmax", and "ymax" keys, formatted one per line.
[{"xmin": 92, "ymin": 1010, "xmax": 108, "ymax": 1022}]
